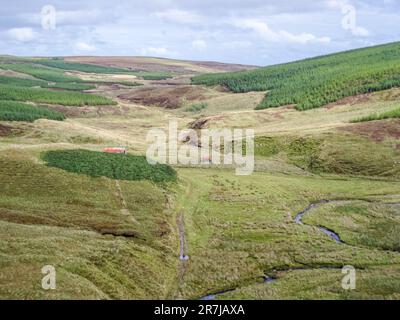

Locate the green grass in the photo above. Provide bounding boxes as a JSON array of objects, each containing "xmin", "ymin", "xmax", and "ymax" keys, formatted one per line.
[
  {"xmin": 1, "ymin": 155, "xmax": 399, "ymax": 299},
  {"xmin": 35, "ymin": 59, "xmax": 135, "ymax": 75},
  {"xmin": 185, "ymin": 102, "xmax": 208, "ymax": 112},
  {"xmin": 91, "ymin": 80, "xmax": 143, "ymax": 87},
  {"xmin": 0, "ymin": 150, "xmax": 173, "ymax": 238},
  {"xmin": 0, "ymin": 100, "xmax": 65, "ymax": 122},
  {"xmin": 0, "ymin": 75, "xmax": 49, "ymax": 88},
  {"xmin": 46, "ymin": 82, "xmax": 96, "ymax": 91},
  {"xmin": 0, "ymin": 63, "xmax": 83, "ymax": 83},
  {"xmin": 42, "ymin": 149, "xmax": 177, "ymax": 183},
  {"xmin": 0, "ymin": 56, "xmax": 34, "ymax": 64},
  {"xmin": 219, "ymin": 266, "xmax": 400, "ymax": 300},
  {"xmin": 303, "ymin": 201, "xmax": 400, "ymax": 252},
  {"xmin": 174, "ymin": 168, "xmax": 400, "ymax": 299},
  {"xmin": 351, "ymin": 106, "xmax": 400, "ymax": 122},
  {"xmin": 192, "ymin": 42, "xmax": 400, "ymax": 111},
  {"xmin": 0, "ymin": 151, "xmax": 177, "ymax": 299},
  {"xmin": 133, "ymin": 71, "xmax": 173, "ymax": 80},
  {"xmin": 0, "ymin": 75, "xmax": 95, "ymax": 91},
  {"xmin": 0, "ymin": 85, "xmax": 116, "ymax": 106},
  {"xmin": 0, "ymin": 220, "xmax": 176, "ymax": 299},
  {"xmin": 250, "ymin": 134, "xmax": 400, "ymax": 178},
  {"xmin": 1, "ymin": 53, "xmax": 400, "ymax": 300},
  {"xmin": 35, "ymin": 59, "xmax": 173, "ymax": 80},
  {"xmin": 0, "ymin": 61, "xmax": 173, "ymax": 85},
  {"xmin": 0, "ymin": 73, "xmax": 141, "ymax": 91}
]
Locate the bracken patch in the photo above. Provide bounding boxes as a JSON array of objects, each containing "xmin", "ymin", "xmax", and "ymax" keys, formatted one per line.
[
  {"xmin": 0, "ymin": 123, "xmax": 12, "ymax": 136},
  {"xmin": 118, "ymin": 85, "xmax": 207, "ymax": 109},
  {"xmin": 339, "ymin": 119, "xmax": 400, "ymax": 142}
]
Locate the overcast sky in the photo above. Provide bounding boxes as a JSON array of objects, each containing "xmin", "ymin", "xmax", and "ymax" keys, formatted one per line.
[{"xmin": 0, "ymin": 0, "xmax": 398, "ymax": 66}]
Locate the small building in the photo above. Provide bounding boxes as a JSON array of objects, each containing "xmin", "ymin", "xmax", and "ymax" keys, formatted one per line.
[{"xmin": 103, "ymin": 147, "xmax": 127, "ymax": 154}]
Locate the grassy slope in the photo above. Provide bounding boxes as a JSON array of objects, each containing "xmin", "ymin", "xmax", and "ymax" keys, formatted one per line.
[
  {"xmin": 0, "ymin": 150, "xmax": 177, "ymax": 299},
  {"xmin": 0, "ymin": 101, "xmax": 65, "ymax": 122},
  {"xmin": 34, "ymin": 59, "xmax": 173, "ymax": 80},
  {"xmin": 352, "ymin": 106, "xmax": 400, "ymax": 122},
  {"xmin": 0, "ymin": 61, "xmax": 117, "ymax": 109},
  {"xmin": 250, "ymin": 133, "xmax": 400, "ymax": 178},
  {"xmin": 42, "ymin": 149, "xmax": 177, "ymax": 183},
  {"xmin": 35, "ymin": 59, "xmax": 136, "ymax": 75},
  {"xmin": 303, "ymin": 201, "xmax": 400, "ymax": 251},
  {"xmin": 0, "ymin": 220, "xmax": 175, "ymax": 299},
  {"xmin": 175, "ymin": 168, "xmax": 400, "ymax": 299},
  {"xmin": 192, "ymin": 42, "xmax": 400, "ymax": 110},
  {"xmin": 0, "ymin": 54, "xmax": 400, "ymax": 300},
  {"xmin": 0, "ymin": 63, "xmax": 83, "ymax": 83},
  {"xmin": 0, "ymin": 75, "xmax": 96, "ymax": 91},
  {"xmin": 1, "ymin": 147, "xmax": 399, "ymax": 299},
  {"xmin": 0, "ymin": 85, "xmax": 116, "ymax": 106},
  {"xmin": 185, "ymin": 88, "xmax": 400, "ymax": 137},
  {"xmin": 221, "ymin": 265, "xmax": 400, "ymax": 300}
]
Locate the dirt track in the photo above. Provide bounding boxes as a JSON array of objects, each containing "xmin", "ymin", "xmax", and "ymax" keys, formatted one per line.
[
  {"xmin": 177, "ymin": 212, "xmax": 189, "ymax": 261},
  {"xmin": 172, "ymin": 212, "xmax": 190, "ymax": 300},
  {"xmin": 114, "ymin": 180, "xmax": 138, "ymax": 223}
]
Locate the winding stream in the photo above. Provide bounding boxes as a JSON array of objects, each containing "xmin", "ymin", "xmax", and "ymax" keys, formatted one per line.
[
  {"xmin": 198, "ymin": 200, "xmax": 343, "ymax": 300},
  {"xmin": 294, "ymin": 200, "xmax": 343, "ymax": 243},
  {"xmin": 200, "ymin": 276, "xmax": 277, "ymax": 301},
  {"xmin": 197, "ymin": 199, "xmax": 400, "ymax": 300}
]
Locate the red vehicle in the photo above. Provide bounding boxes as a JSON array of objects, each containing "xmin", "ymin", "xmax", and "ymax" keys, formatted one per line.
[{"xmin": 103, "ymin": 147, "xmax": 127, "ymax": 154}]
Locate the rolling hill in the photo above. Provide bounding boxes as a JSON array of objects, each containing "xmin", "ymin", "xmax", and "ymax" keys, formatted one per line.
[
  {"xmin": 0, "ymin": 46, "xmax": 400, "ymax": 300},
  {"xmin": 192, "ymin": 42, "xmax": 400, "ymax": 111}
]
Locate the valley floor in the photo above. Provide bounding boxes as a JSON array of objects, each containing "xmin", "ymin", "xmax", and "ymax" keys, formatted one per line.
[{"xmin": 0, "ymin": 67, "xmax": 399, "ymax": 300}]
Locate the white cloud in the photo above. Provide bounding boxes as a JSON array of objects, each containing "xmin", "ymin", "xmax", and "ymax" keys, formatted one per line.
[
  {"xmin": 326, "ymin": 0, "xmax": 370, "ymax": 37},
  {"xmin": 74, "ymin": 41, "xmax": 96, "ymax": 52},
  {"xmin": 140, "ymin": 47, "xmax": 168, "ymax": 56},
  {"xmin": 191, "ymin": 40, "xmax": 207, "ymax": 50},
  {"xmin": 152, "ymin": 9, "xmax": 203, "ymax": 24},
  {"xmin": 222, "ymin": 40, "xmax": 253, "ymax": 49},
  {"xmin": 351, "ymin": 26, "xmax": 369, "ymax": 37},
  {"xmin": 57, "ymin": 9, "xmax": 102, "ymax": 24},
  {"xmin": 20, "ymin": 9, "xmax": 103, "ymax": 26},
  {"xmin": 0, "ymin": 0, "xmax": 394, "ymax": 65},
  {"xmin": 140, "ymin": 47, "xmax": 178, "ymax": 58},
  {"xmin": 326, "ymin": 0, "xmax": 349, "ymax": 10},
  {"xmin": 232, "ymin": 19, "xmax": 331, "ymax": 44},
  {"xmin": 7, "ymin": 27, "xmax": 37, "ymax": 42}
]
